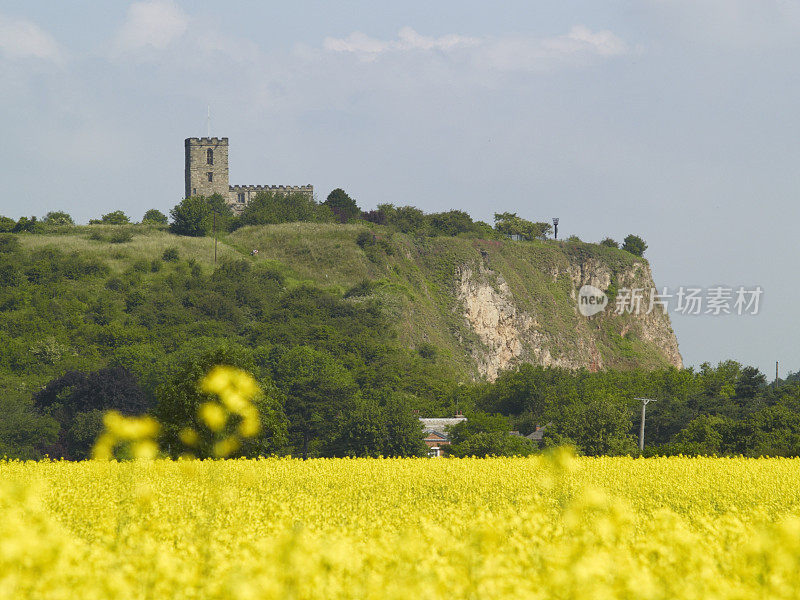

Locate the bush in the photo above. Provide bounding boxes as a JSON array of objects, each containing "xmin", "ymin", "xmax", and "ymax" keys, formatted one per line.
[
  {"xmin": 494, "ymin": 212, "xmax": 552, "ymax": 241},
  {"xmin": 600, "ymin": 237, "xmax": 619, "ymax": 248},
  {"xmin": 355, "ymin": 231, "xmax": 373, "ymax": 249},
  {"xmin": 43, "ymin": 211, "xmax": 75, "ymax": 226},
  {"xmin": 0, "ymin": 234, "xmax": 20, "ymax": 253},
  {"xmin": 344, "ymin": 280, "xmax": 376, "ymax": 298},
  {"xmin": 232, "ymin": 191, "xmax": 329, "ymax": 229},
  {"xmin": 91, "ymin": 210, "xmax": 131, "ymax": 225},
  {"xmin": 170, "ymin": 195, "xmax": 232, "ymax": 236},
  {"xmin": 109, "ymin": 229, "xmax": 133, "ymax": 244},
  {"xmin": 324, "ymin": 189, "xmax": 361, "ymax": 223},
  {"xmin": 162, "ymin": 247, "xmax": 179, "ymax": 262},
  {"xmin": 141, "ymin": 209, "xmax": 168, "ymax": 225},
  {"xmin": 622, "ymin": 234, "xmax": 647, "ymax": 257},
  {"xmin": 13, "ymin": 217, "xmax": 43, "ymax": 234}
]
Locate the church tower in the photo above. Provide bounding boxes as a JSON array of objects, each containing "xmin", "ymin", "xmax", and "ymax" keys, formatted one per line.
[{"xmin": 184, "ymin": 137, "xmax": 229, "ymax": 198}]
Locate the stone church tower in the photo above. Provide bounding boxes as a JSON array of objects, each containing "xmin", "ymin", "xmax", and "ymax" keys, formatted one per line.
[
  {"xmin": 184, "ymin": 137, "xmax": 229, "ymax": 199},
  {"xmin": 184, "ymin": 137, "xmax": 313, "ymax": 211}
]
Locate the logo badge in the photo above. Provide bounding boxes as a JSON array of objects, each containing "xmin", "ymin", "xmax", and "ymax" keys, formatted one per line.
[{"xmin": 578, "ymin": 285, "xmax": 608, "ymax": 317}]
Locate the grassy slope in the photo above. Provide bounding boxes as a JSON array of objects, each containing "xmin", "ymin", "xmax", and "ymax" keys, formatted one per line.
[
  {"xmin": 226, "ymin": 223, "xmax": 674, "ymax": 376},
  {"xmin": 16, "ymin": 223, "xmax": 674, "ymax": 379}
]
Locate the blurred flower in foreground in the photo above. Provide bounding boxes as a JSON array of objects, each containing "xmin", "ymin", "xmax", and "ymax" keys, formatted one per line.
[{"xmin": 92, "ymin": 411, "xmax": 160, "ymax": 460}]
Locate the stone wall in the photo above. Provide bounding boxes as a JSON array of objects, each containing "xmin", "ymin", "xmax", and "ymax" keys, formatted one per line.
[
  {"xmin": 185, "ymin": 137, "xmax": 313, "ymax": 212},
  {"xmin": 227, "ymin": 184, "xmax": 314, "ymax": 212}
]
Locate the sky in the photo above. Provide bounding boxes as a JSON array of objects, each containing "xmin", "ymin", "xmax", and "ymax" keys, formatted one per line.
[{"xmin": 1, "ymin": 0, "xmax": 799, "ymax": 377}]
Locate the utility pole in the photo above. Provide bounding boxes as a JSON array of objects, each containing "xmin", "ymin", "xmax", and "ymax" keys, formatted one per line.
[
  {"xmin": 635, "ymin": 397, "xmax": 656, "ymax": 452},
  {"xmin": 213, "ymin": 209, "xmax": 217, "ymax": 264},
  {"xmin": 776, "ymin": 361, "xmax": 779, "ymax": 388}
]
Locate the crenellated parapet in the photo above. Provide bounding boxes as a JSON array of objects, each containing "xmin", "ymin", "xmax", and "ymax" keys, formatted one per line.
[
  {"xmin": 229, "ymin": 184, "xmax": 313, "ymax": 192},
  {"xmin": 185, "ymin": 137, "xmax": 229, "ymax": 145}
]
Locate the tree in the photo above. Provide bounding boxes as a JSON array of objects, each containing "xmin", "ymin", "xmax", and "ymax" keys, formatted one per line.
[
  {"xmin": 33, "ymin": 367, "xmax": 149, "ymax": 459},
  {"xmin": 13, "ymin": 216, "xmax": 42, "ymax": 233},
  {"xmin": 671, "ymin": 414, "xmax": 729, "ymax": 455},
  {"xmin": 273, "ymin": 346, "xmax": 359, "ymax": 459},
  {"xmin": 622, "ymin": 234, "xmax": 647, "ymax": 257},
  {"xmin": 155, "ymin": 344, "xmax": 288, "ymax": 458},
  {"xmin": 325, "ymin": 394, "xmax": 426, "ymax": 457},
  {"xmin": 378, "ymin": 204, "xmax": 426, "ymax": 234},
  {"xmin": 324, "ymin": 188, "xmax": 361, "ymax": 223},
  {"xmin": 170, "ymin": 194, "xmax": 233, "ymax": 236},
  {"xmin": 546, "ymin": 396, "xmax": 637, "ymax": 456},
  {"xmin": 233, "ymin": 191, "xmax": 327, "ymax": 229},
  {"xmin": 142, "ymin": 209, "xmax": 168, "ymax": 225},
  {"xmin": 91, "ymin": 210, "xmax": 131, "ymax": 225},
  {"xmin": 600, "ymin": 237, "xmax": 619, "ymax": 248},
  {"xmin": 428, "ymin": 210, "xmax": 477, "ymax": 236},
  {"xmin": 0, "ymin": 392, "xmax": 58, "ymax": 459},
  {"xmin": 446, "ymin": 412, "xmax": 536, "ymax": 457},
  {"xmin": 0, "ymin": 216, "xmax": 15, "ymax": 232},
  {"xmin": 735, "ymin": 366, "xmax": 767, "ymax": 400},
  {"xmin": 43, "ymin": 211, "xmax": 74, "ymax": 226},
  {"xmin": 494, "ymin": 212, "xmax": 552, "ymax": 240}
]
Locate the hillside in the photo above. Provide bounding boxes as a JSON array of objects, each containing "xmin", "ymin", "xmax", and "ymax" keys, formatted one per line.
[
  {"xmin": 225, "ymin": 223, "xmax": 681, "ymax": 379},
  {"xmin": 5, "ymin": 223, "xmax": 681, "ymax": 384}
]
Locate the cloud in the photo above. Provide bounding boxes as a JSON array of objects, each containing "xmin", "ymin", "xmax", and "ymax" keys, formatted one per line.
[
  {"xmin": 482, "ymin": 26, "xmax": 628, "ymax": 72},
  {"xmin": 324, "ymin": 25, "xmax": 627, "ymax": 71},
  {"xmin": 0, "ymin": 14, "xmax": 63, "ymax": 62},
  {"xmin": 544, "ymin": 25, "xmax": 628, "ymax": 58},
  {"xmin": 113, "ymin": 0, "xmax": 188, "ymax": 53},
  {"xmin": 324, "ymin": 26, "xmax": 480, "ymax": 59}
]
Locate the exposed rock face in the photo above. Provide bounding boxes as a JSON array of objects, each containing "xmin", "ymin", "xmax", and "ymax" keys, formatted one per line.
[
  {"xmin": 456, "ymin": 253, "xmax": 682, "ymax": 381},
  {"xmin": 457, "ymin": 266, "xmax": 530, "ymax": 380}
]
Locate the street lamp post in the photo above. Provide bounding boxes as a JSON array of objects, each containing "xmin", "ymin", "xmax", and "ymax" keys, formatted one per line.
[
  {"xmin": 552, "ymin": 217, "xmax": 559, "ymax": 240},
  {"xmin": 635, "ymin": 397, "xmax": 656, "ymax": 452},
  {"xmin": 213, "ymin": 209, "xmax": 217, "ymax": 264}
]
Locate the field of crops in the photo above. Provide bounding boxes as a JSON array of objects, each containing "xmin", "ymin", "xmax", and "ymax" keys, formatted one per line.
[{"xmin": 2, "ymin": 454, "xmax": 800, "ymax": 599}]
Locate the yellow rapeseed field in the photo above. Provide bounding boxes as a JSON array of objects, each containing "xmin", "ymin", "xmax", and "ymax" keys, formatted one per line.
[{"xmin": 2, "ymin": 454, "xmax": 800, "ymax": 599}]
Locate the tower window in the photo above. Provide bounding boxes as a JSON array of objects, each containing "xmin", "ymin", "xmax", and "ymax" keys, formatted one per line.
[
  {"xmin": 207, "ymin": 148, "xmax": 214, "ymax": 165},
  {"xmin": 238, "ymin": 192, "xmax": 245, "ymax": 203},
  {"xmin": 207, "ymin": 172, "xmax": 213, "ymax": 182}
]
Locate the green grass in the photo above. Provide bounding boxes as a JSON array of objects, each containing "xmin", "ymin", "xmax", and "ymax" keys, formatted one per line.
[{"xmin": 14, "ymin": 223, "xmax": 678, "ymax": 378}]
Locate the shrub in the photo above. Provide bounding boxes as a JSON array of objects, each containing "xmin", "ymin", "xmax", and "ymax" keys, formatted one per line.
[
  {"xmin": 0, "ymin": 234, "xmax": 20, "ymax": 253},
  {"xmin": 12, "ymin": 216, "xmax": 43, "ymax": 233},
  {"xmin": 170, "ymin": 195, "xmax": 232, "ymax": 236},
  {"xmin": 162, "ymin": 247, "xmax": 179, "ymax": 262},
  {"xmin": 622, "ymin": 234, "xmax": 647, "ymax": 257},
  {"xmin": 600, "ymin": 237, "xmax": 619, "ymax": 248},
  {"xmin": 141, "ymin": 209, "xmax": 168, "ymax": 225},
  {"xmin": 324, "ymin": 188, "xmax": 361, "ymax": 223},
  {"xmin": 344, "ymin": 280, "xmax": 376, "ymax": 298},
  {"xmin": 109, "ymin": 229, "xmax": 133, "ymax": 244},
  {"xmin": 232, "ymin": 191, "xmax": 328, "ymax": 230},
  {"xmin": 355, "ymin": 231, "xmax": 373, "ymax": 249},
  {"xmin": 43, "ymin": 211, "xmax": 75, "ymax": 226},
  {"xmin": 91, "ymin": 210, "xmax": 131, "ymax": 225}
]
